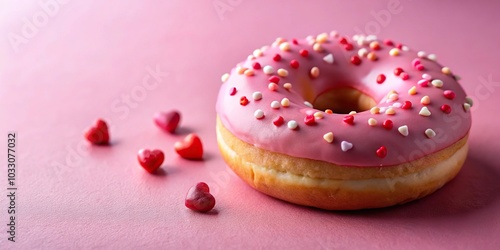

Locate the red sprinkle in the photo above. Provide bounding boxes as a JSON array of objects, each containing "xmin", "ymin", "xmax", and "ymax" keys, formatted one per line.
[
  {"xmin": 376, "ymin": 146, "xmax": 387, "ymax": 158},
  {"xmin": 299, "ymin": 49, "xmax": 309, "ymax": 57},
  {"xmin": 384, "ymin": 39, "xmax": 394, "ymax": 46},
  {"xmin": 376, "ymin": 74, "xmax": 386, "ymax": 84},
  {"xmin": 400, "ymin": 72, "xmax": 410, "ymax": 80},
  {"xmin": 304, "ymin": 115, "xmax": 316, "ymax": 126},
  {"xmin": 229, "ymin": 87, "xmax": 237, "ymax": 96},
  {"xmin": 443, "ymin": 90, "xmax": 456, "ymax": 100},
  {"xmin": 394, "ymin": 67, "xmax": 404, "ymax": 76},
  {"xmin": 401, "ymin": 101, "xmax": 412, "ymax": 110},
  {"xmin": 290, "ymin": 59, "xmax": 300, "ymax": 69},
  {"xmin": 441, "ymin": 104, "xmax": 452, "ymax": 114},
  {"xmin": 292, "ymin": 39, "xmax": 298, "ymax": 45},
  {"xmin": 269, "ymin": 76, "xmax": 280, "ymax": 84},
  {"xmin": 273, "ymin": 54, "xmax": 281, "ymax": 62},
  {"xmin": 344, "ymin": 43, "xmax": 353, "ymax": 51},
  {"xmin": 396, "ymin": 43, "xmax": 403, "ymax": 49},
  {"xmin": 412, "ymin": 58, "xmax": 421, "ymax": 67},
  {"xmin": 338, "ymin": 37, "xmax": 348, "ymax": 44},
  {"xmin": 252, "ymin": 62, "xmax": 261, "ymax": 70},
  {"xmin": 240, "ymin": 96, "xmax": 249, "ymax": 106},
  {"xmin": 343, "ymin": 115, "xmax": 354, "ymax": 125},
  {"xmin": 350, "ymin": 56, "xmax": 362, "ymax": 65},
  {"xmin": 382, "ymin": 119, "xmax": 393, "ymax": 130},
  {"xmin": 273, "ymin": 116, "xmax": 284, "ymax": 127},
  {"xmin": 416, "ymin": 64, "xmax": 425, "ymax": 71}
]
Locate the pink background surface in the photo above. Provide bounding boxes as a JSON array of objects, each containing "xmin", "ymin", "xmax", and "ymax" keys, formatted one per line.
[{"xmin": 1, "ymin": 0, "xmax": 499, "ymax": 249}]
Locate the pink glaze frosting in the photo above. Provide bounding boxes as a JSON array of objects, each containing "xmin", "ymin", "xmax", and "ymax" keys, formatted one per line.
[{"xmin": 216, "ymin": 32, "xmax": 472, "ymax": 167}]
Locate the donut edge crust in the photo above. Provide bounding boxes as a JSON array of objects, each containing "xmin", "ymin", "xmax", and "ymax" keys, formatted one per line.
[{"xmin": 216, "ymin": 116, "xmax": 468, "ymax": 210}]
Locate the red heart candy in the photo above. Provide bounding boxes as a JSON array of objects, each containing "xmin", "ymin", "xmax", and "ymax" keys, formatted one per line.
[
  {"xmin": 154, "ymin": 111, "xmax": 181, "ymax": 133},
  {"xmin": 84, "ymin": 119, "xmax": 110, "ymax": 145},
  {"xmin": 185, "ymin": 182, "xmax": 216, "ymax": 213},
  {"xmin": 137, "ymin": 149, "xmax": 165, "ymax": 173},
  {"xmin": 174, "ymin": 133, "xmax": 203, "ymax": 160}
]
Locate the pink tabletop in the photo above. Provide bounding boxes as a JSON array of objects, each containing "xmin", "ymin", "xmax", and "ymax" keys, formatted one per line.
[{"xmin": 1, "ymin": 0, "xmax": 499, "ymax": 249}]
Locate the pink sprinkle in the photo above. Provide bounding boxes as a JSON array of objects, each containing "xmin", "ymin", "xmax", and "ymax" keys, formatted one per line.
[
  {"xmin": 416, "ymin": 64, "xmax": 425, "ymax": 71},
  {"xmin": 269, "ymin": 76, "xmax": 280, "ymax": 84},
  {"xmin": 412, "ymin": 58, "xmax": 421, "ymax": 67},
  {"xmin": 268, "ymin": 82, "xmax": 278, "ymax": 91},
  {"xmin": 400, "ymin": 72, "xmax": 409, "ymax": 80},
  {"xmin": 418, "ymin": 79, "xmax": 429, "ymax": 87},
  {"xmin": 422, "ymin": 73, "xmax": 432, "ymax": 80},
  {"xmin": 229, "ymin": 87, "xmax": 237, "ymax": 96}
]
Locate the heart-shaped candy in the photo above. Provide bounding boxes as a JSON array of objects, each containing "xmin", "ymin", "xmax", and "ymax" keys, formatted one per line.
[
  {"xmin": 154, "ymin": 111, "xmax": 181, "ymax": 133},
  {"xmin": 174, "ymin": 133, "xmax": 203, "ymax": 160},
  {"xmin": 137, "ymin": 149, "xmax": 165, "ymax": 173},
  {"xmin": 84, "ymin": 119, "xmax": 110, "ymax": 145},
  {"xmin": 185, "ymin": 182, "xmax": 216, "ymax": 212}
]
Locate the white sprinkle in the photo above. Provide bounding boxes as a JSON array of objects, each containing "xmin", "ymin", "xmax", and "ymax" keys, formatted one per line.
[
  {"xmin": 427, "ymin": 54, "xmax": 437, "ymax": 61},
  {"xmin": 402, "ymin": 45, "xmax": 410, "ymax": 51},
  {"xmin": 310, "ymin": 67, "xmax": 320, "ymax": 78},
  {"xmin": 385, "ymin": 107, "xmax": 396, "ymax": 115},
  {"xmin": 252, "ymin": 91, "xmax": 262, "ymax": 101},
  {"xmin": 422, "ymin": 73, "xmax": 432, "ymax": 80},
  {"xmin": 431, "ymin": 79, "xmax": 444, "ymax": 88},
  {"xmin": 341, "ymin": 141, "xmax": 353, "ymax": 152},
  {"xmin": 270, "ymin": 101, "xmax": 280, "ymax": 109},
  {"xmin": 263, "ymin": 65, "xmax": 274, "ymax": 75},
  {"xmin": 463, "ymin": 103, "xmax": 471, "ymax": 111},
  {"xmin": 323, "ymin": 54, "xmax": 334, "ymax": 64},
  {"xmin": 304, "ymin": 101, "xmax": 313, "ymax": 108},
  {"xmin": 398, "ymin": 125, "xmax": 409, "ymax": 136},
  {"xmin": 277, "ymin": 68, "xmax": 289, "ymax": 77},
  {"xmin": 247, "ymin": 55, "xmax": 256, "ymax": 60},
  {"xmin": 323, "ymin": 132, "xmax": 334, "ymax": 143},
  {"xmin": 349, "ymin": 111, "xmax": 357, "ymax": 115},
  {"xmin": 392, "ymin": 102, "xmax": 402, "ymax": 108},
  {"xmin": 388, "ymin": 93, "xmax": 399, "ymax": 102},
  {"xmin": 389, "ymin": 48, "xmax": 400, "ymax": 56},
  {"xmin": 221, "ymin": 73, "xmax": 230, "ymax": 83},
  {"xmin": 287, "ymin": 120, "xmax": 298, "ymax": 130},
  {"xmin": 368, "ymin": 118, "xmax": 377, "ymax": 126},
  {"xmin": 314, "ymin": 111, "xmax": 324, "ymax": 119},
  {"xmin": 254, "ymin": 109, "xmax": 264, "ymax": 119},
  {"xmin": 379, "ymin": 107, "xmax": 387, "ymax": 113},
  {"xmin": 465, "ymin": 97, "xmax": 473, "ymax": 107},
  {"xmin": 279, "ymin": 42, "xmax": 291, "ymax": 51},
  {"xmin": 417, "ymin": 51, "xmax": 426, "ymax": 58},
  {"xmin": 253, "ymin": 49, "xmax": 263, "ymax": 57},
  {"xmin": 419, "ymin": 107, "xmax": 431, "ymax": 116},
  {"xmin": 425, "ymin": 128, "xmax": 436, "ymax": 138},
  {"xmin": 268, "ymin": 82, "xmax": 278, "ymax": 91},
  {"xmin": 283, "ymin": 83, "xmax": 292, "ymax": 90},
  {"xmin": 420, "ymin": 96, "xmax": 431, "ymax": 105},
  {"xmin": 358, "ymin": 48, "xmax": 368, "ymax": 57},
  {"xmin": 356, "ymin": 36, "xmax": 366, "ymax": 46},
  {"xmin": 281, "ymin": 98, "xmax": 290, "ymax": 107},
  {"xmin": 366, "ymin": 35, "xmax": 377, "ymax": 42}
]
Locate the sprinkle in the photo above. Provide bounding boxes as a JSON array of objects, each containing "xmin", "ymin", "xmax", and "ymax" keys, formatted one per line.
[
  {"xmin": 304, "ymin": 101, "xmax": 313, "ymax": 108},
  {"xmin": 304, "ymin": 115, "xmax": 316, "ymax": 126},
  {"xmin": 392, "ymin": 102, "xmax": 402, "ymax": 108},
  {"xmin": 323, "ymin": 132, "xmax": 334, "ymax": 143},
  {"xmin": 338, "ymin": 37, "xmax": 348, "ymax": 44},
  {"xmin": 253, "ymin": 49, "xmax": 263, "ymax": 57},
  {"xmin": 454, "ymin": 75, "xmax": 461, "ymax": 81},
  {"xmin": 401, "ymin": 101, "xmax": 412, "ymax": 110},
  {"xmin": 325, "ymin": 109, "xmax": 333, "ymax": 114},
  {"xmin": 368, "ymin": 118, "xmax": 377, "ymax": 126},
  {"xmin": 244, "ymin": 69, "xmax": 254, "ymax": 76},
  {"xmin": 277, "ymin": 69, "xmax": 289, "ymax": 77},
  {"xmin": 394, "ymin": 67, "xmax": 404, "ymax": 76},
  {"xmin": 273, "ymin": 54, "xmax": 281, "ymax": 61},
  {"xmin": 290, "ymin": 60, "xmax": 300, "ymax": 69},
  {"xmin": 341, "ymin": 141, "xmax": 353, "ymax": 152},
  {"xmin": 221, "ymin": 73, "xmax": 230, "ymax": 83},
  {"xmin": 268, "ymin": 82, "xmax": 278, "ymax": 91},
  {"xmin": 269, "ymin": 76, "xmax": 280, "ymax": 84},
  {"xmin": 314, "ymin": 33, "xmax": 327, "ymax": 43},
  {"xmin": 229, "ymin": 87, "xmax": 237, "ymax": 96},
  {"xmin": 416, "ymin": 64, "xmax": 425, "ymax": 71},
  {"xmin": 408, "ymin": 86, "xmax": 417, "ymax": 95},
  {"xmin": 281, "ymin": 98, "xmax": 290, "ymax": 107},
  {"xmin": 425, "ymin": 128, "xmax": 436, "ymax": 138},
  {"xmin": 419, "ymin": 107, "xmax": 431, "ymax": 116},
  {"xmin": 465, "ymin": 97, "xmax": 473, "ymax": 106},
  {"xmin": 314, "ymin": 112, "xmax": 324, "ymax": 119},
  {"xmin": 247, "ymin": 55, "xmax": 255, "ymax": 60},
  {"xmin": 376, "ymin": 146, "xmax": 387, "ymax": 158},
  {"xmin": 343, "ymin": 43, "xmax": 353, "ymax": 51},
  {"xmin": 444, "ymin": 90, "xmax": 456, "ymax": 100},
  {"xmin": 431, "ymin": 79, "xmax": 444, "ymax": 88},
  {"xmin": 463, "ymin": 103, "xmax": 471, "ymax": 111},
  {"xmin": 398, "ymin": 125, "xmax": 409, "ymax": 136},
  {"xmin": 299, "ymin": 49, "xmax": 309, "ymax": 57},
  {"xmin": 292, "ymin": 39, "xmax": 298, "ymax": 45},
  {"xmin": 313, "ymin": 43, "xmax": 323, "ymax": 52},
  {"xmin": 367, "ymin": 52, "xmax": 378, "ymax": 61},
  {"xmin": 442, "ymin": 67, "xmax": 451, "ymax": 75},
  {"xmin": 366, "ymin": 35, "xmax": 377, "ymax": 42},
  {"xmin": 279, "ymin": 42, "xmax": 291, "ymax": 51},
  {"xmin": 385, "ymin": 108, "xmax": 396, "ymax": 115},
  {"xmin": 427, "ymin": 54, "xmax": 437, "ymax": 61},
  {"xmin": 441, "ymin": 104, "xmax": 452, "ymax": 114},
  {"xmin": 358, "ymin": 48, "xmax": 368, "ymax": 57},
  {"xmin": 351, "ymin": 55, "xmax": 362, "ymax": 65},
  {"xmin": 422, "ymin": 73, "xmax": 432, "ymax": 80},
  {"xmin": 343, "ymin": 115, "xmax": 354, "ymax": 125},
  {"xmin": 370, "ymin": 107, "xmax": 380, "ymax": 114},
  {"xmin": 323, "ymin": 54, "xmax": 334, "ymax": 64},
  {"xmin": 287, "ymin": 120, "xmax": 298, "ymax": 130},
  {"xmin": 402, "ymin": 46, "xmax": 410, "ymax": 51},
  {"xmin": 252, "ymin": 92, "xmax": 262, "ymax": 101},
  {"xmin": 330, "ymin": 31, "xmax": 339, "ymax": 38},
  {"xmin": 389, "ymin": 48, "xmax": 400, "ymax": 56},
  {"xmin": 310, "ymin": 67, "xmax": 320, "ymax": 78},
  {"xmin": 418, "ymin": 79, "xmax": 429, "ymax": 87},
  {"xmin": 240, "ymin": 96, "xmax": 249, "ymax": 106},
  {"xmin": 273, "ymin": 116, "xmax": 284, "ymax": 126},
  {"xmin": 377, "ymin": 74, "xmax": 386, "ymax": 84},
  {"xmin": 420, "ymin": 96, "xmax": 431, "ymax": 105},
  {"xmin": 237, "ymin": 66, "xmax": 247, "ymax": 74},
  {"xmin": 400, "ymin": 72, "xmax": 409, "ymax": 80},
  {"xmin": 252, "ymin": 62, "xmax": 261, "ymax": 70},
  {"xmin": 254, "ymin": 109, "xmax": 264, "ymax": 119},
  {"xmin": 388, "ymin": 93, "xmax": 399, "ymax": 102},
  {"xmin": 382, "ymin": 119, "xmax": 393, "ymax": 130},
  {"xmin": 356, "ymin": 36, "xmax": 366, "ymax": 46},
  {"xmin": 369, "ymin": 41, "xmax": 381, "ymax": 50},
  {"xmin": 396, "ymin": 43, "xmax": 403, "ymax": 49},
  {"xmin": 348, "ymin": 111, "xmax": 357, "ymax": 115},
  {"xmin": 283, "ymin": 83, "xmax": 292, "ymax": 90},
  {"xmin": 263, "ymin": 66, "xmax": 274, "ymax": 75},
  {"xmin": 270, "ymin": 101, "xmax": 280, "ymax": 109}
]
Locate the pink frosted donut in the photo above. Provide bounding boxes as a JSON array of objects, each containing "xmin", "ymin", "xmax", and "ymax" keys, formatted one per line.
[{"xmin": 216, "ymin": 32, "xmax": 472, "ymax": 210}]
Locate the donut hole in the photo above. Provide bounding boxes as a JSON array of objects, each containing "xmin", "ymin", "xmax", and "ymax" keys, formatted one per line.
[{"xmin": 312, "ymin": 87, "xmax": 376, "ymax": 114}]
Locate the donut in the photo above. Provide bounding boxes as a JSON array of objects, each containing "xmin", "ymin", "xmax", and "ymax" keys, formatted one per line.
[{"xmin": 215, "ymin": 32, "xmax": 472, "ymax": 210}]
